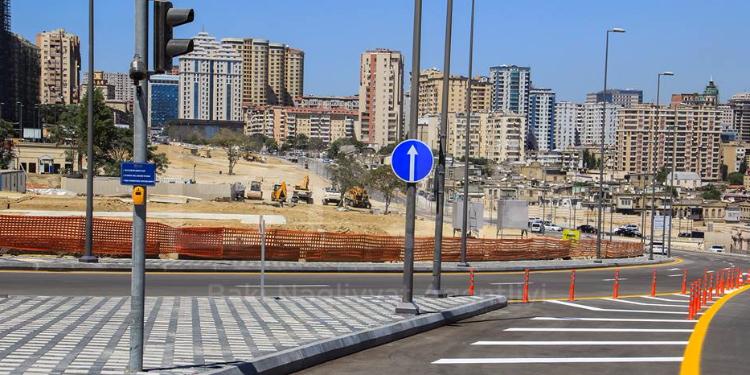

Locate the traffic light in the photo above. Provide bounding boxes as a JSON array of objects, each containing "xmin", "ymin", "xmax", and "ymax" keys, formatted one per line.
[{"xmin": 154, "ymin": 1, "xmax": 194, "ymax": 73}]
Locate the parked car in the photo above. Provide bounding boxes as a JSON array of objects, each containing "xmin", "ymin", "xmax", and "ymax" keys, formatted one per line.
[
  {"xmin": 709, "ymin": 245, "xmax": 725, "ymax": 253},
  {"xmin": 530, "ymin": 222, "xmax": 544, "ymax": 233},
  {"xmin": 322, "ymin": 187, "xmax": 341, "ymax": 205},
  {"xmin": 544, "ymin": 223, "xmax": 563, "ymax": 232},
  {"xmin": 614, "ymin": 227, "xmax": 641, "ymax": 237},
  {"xmin": 577, "ymin": 224, "xmax": 597, "ymax": 234}
]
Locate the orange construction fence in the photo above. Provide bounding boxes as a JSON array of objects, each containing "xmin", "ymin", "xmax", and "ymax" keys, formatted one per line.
[{"xmin": 0, "ymin": 215, "xmax": 644, "ymax": 262}]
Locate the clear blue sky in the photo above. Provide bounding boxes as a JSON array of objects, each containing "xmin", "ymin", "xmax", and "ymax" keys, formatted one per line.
[{"xmin": 9, "ymin": 0, "xmax": 750, "ymax": 102}]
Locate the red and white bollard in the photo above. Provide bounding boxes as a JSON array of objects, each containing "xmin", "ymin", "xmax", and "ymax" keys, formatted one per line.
[
  {"xmin": 468, "ymin": 267, "xmax": 475, "ymax": 296},
  {"xmin": 568, "ymin": 270, "xmax": 576, "ymax": 301},
  {"xmin": 522, "ymin": 269, "xmax": 530, "ymax": 303},
  {"xmin": 612, "ymin": 268, "xmax": 620, "ymax": 299}
]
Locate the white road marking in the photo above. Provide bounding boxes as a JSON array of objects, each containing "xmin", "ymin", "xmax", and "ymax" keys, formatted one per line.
[
  {"xmin": 234, "ymin": 284, "xmax": 330, "ymax": 288},
  {"xmin": 472, "ymin": 341, "xmax": 688, "ymax": 346},
  {"xmin": 505, "ymin": 328, "xmax": 693, "ymax": 333},
  {"xmin": 668, "ymin": 268, "xmax": 682, "ymax": 271},
  {"xmin": 602, "ymin": 298, "xmax": 686, "ymax": 308},
  {"xmin": 531, "ymin": 317, "xmax": 696, "ymax": 323},
  {"xmin": 433, "ymin": 357, "xmax": 684, "ymax": 364},
  {"xmin": 640, "ymin": 296, "xmax": 689, "ymax": 303},
  {"xmin": 668, "ymin": 274, "xmax": 684, "ymax": 277},
  {"xmin": 547, "ymin": 300, "xmax": 686, "ymax": 314},
  {"xmin": 602, "ymin": 278, "xmax": 628, "ymax": 281},
  {"xmin": 671, "ymin": 294, "xmax": 691, "ymax": 298},
  {"xmin": 490, "ymin": 282, "xmax": 534, "ymax": 285}
]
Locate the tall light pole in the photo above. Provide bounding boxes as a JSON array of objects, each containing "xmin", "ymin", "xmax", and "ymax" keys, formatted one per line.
[
  {"xmin": 427, "ymin": 0, "xmax": 453, "ymax": 299},
  {"xmin": 666, "ymin": 80, "xmax": 679, "ymax": 258},
  {"xmin": 459, "ymin": 0, "xmax": 476, "ymax": 267},
  {"xmin": 80, "ymin": 0, "xmax": 97, "ymax": 263},
  {"xmin": 648, "ymin": 71, "xmax": 674, "ymax": 260},
  {"xmin": 595, "ymin": 28, "xmax": 625, "ymax": 261}
]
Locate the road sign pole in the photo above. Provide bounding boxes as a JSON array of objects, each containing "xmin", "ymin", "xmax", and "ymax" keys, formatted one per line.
[
  {"xmin": 128, "ymin": 0, "xmax": 148, "ymax": 372},
  {"xmin": 396, "ymin": 0, "xmax": 422, "ymax": 315},
  {"xmin": 81, "ymin": 0, "xmax": 98, "ymax": 264},
  {"xmin": 260, "ymin": 215, "xmax": 266, "ymax": 300},
  {"xmin": 426, "ymin": 0, "xmax": 453, "ymax": 299},
  {"xmin": 459, "ymin": 0, "xmax": 476, "ymax": 267}
]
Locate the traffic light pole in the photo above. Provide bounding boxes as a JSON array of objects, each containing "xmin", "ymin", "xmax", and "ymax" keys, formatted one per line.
[
  {"xmin": 396, "ymin": 0, "xmax": 422, "ymax": 315},
  {"xmin": 80, "ymin": 0, "xmax": 97, "ymax": 263},
  {"xmin": 128, "ymin": 0, "xmax": 148, "ymax": 372}
]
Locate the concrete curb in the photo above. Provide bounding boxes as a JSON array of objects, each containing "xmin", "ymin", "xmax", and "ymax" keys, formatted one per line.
[
  {"xmin": 202, "ymin": 296, "xmax": 507, "ymax": 375},
  {"xmin": 0, "ymin": 257, "xmax": 673, "ymax": 273},
  {"xmin": 675, "ymin": 247, "xmax": 750, "ymax": 259}
]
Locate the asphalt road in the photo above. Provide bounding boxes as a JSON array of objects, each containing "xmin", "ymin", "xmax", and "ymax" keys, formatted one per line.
[{"xmin": 0, "ymin": 251, "xmax": 745, "ymax": 300}]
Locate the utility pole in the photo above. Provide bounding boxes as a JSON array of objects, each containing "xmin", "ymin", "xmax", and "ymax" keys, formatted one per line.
[
  {"xmin": 80, "ymin": 0, "xmax": 98, "ymax": 263},
  {"xmin": 459, "ymin": 0, "xmax": 476, "ymax": 267},
  {"xmin": 649, "ymin": 72, "xmax": 674, "ymax": 260},
  {"xmin": 128, "ymin": 0, "xmax": 148, "ymax": 371},
  {"xmin": 396, "ymin": 0, "xmax": 422, "ymax": 315},
  {"xmin": 427, "ymin": 0, "xmax": 453, "ymax": 299}
]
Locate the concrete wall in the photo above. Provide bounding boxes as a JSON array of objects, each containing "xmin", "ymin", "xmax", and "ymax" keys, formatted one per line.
[
  {"xmin": 0, "ymin": 170, "xmax": 26, "ymax": 193},
  {"xmin": 62, "ymin": 177, "xmax": 231, "ymax": 200}
]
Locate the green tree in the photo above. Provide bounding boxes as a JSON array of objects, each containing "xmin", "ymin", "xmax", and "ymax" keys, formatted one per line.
[
  {"xmin": 328, "ymin": 155, "xmax": 366, "ymax": 206},
  {"xmin": 655, "ymin": 166, "xmax": 669, "ymax": 184},
  {"xmin": 728, "ymin": 172, "xmax": 745, "ymax": 185},
  {"xmin": 0, "ymin": 119, "xmax": 15, "ymax": 169},
  {"xmin": 366, "ymin": 165, "xmax": 403, "ymax": 214},
  {"xmin": 701, "ymin": 184, "xmax": 722, "ymax": 200},
  {"xmin": 210, "ymin": 129, "xmax": 245, "ymax": 175},
  {"xmin": 327, "ymin": 137, "xmax": 365, "ymax": 159},
  {"xmin": 377, "ymin": 142, "xmax": 398, "ymax": 156},
  {"xmin": 741, "ymin": 158, "xmax": 748, "ymax": 174},
  {"xmin": 307, "ymin": 137, "xmax": 326, "ymax": 152}
]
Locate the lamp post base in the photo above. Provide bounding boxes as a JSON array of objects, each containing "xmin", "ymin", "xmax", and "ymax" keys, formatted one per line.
[
  {"xmin": 395, "ymin": 301, "xmax": 420, "ymax": 315},
  {"xmin": 78, "ymin": 255, "xmax": 99, "ymax": 263}
]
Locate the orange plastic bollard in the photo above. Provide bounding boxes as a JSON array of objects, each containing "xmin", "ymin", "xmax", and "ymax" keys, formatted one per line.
[
  {"xmin": 650, "ymin": 269, "xmax": 657, "ymax": 297},
  {"xmin": 522, "ymin": 269, "xmax": 530, "ymax": 303},
  {"xmin": 613, "ymin": 268, "xmax": 620, "ymax": 299},
  {"xmin": 688, "ymin": 283, "xmax": 696, "ymax": 320},
  {"xmin": 681, "ymin": 269, "xmax": 688, "ymax": 295},
  {"xmin": 468, "ymin": 267, "xmax": 475, "ymax": 296},
  {"xmin": 568, "ymin": 270, "xmax": 576, "ymax": 301},
  {"xmin": 747, "ymin": 269, "xmax": 750, "ymax": 285},
  {"xmin": 709, "ymin": 273, "xmax": 714, "ymax": 301}
]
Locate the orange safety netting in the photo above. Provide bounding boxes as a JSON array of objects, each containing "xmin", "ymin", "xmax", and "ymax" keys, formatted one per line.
[{"xmin": 0, "ymin": 215, "xmax": 644, "ymax": 261}]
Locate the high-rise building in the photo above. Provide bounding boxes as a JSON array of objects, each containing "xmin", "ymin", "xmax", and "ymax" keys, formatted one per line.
[
  {"xmin": 297, "ymin": 95, "xmax": 359, "ymax": 111},
  {"xmin": 82, "ymin": 71, "xmax": 134, "ymax": 107},
  {"xmin": 616, "ymin": 105, "xmax": 722, "ymax": 181},
  {"xmin": 417, "ymin": 68, "xmax": 491, "ymax": 116},
  {"xmin": 148, "ymin": 74, "xmax": 179, "ymax": 130},
  {"xmin": 178, "ymin": 32, "xmax": 243, "ymax": 121},
  {"xmin": 718, "ymin": 104, "xmax": 734, "ymax": 134},
  {"xmin": 443, "ymin": 111, "xmax": 525, "ymax": 163},
  {"xmin": 528, "ymin": 88, "xmax": 556, "ymax": 151},
  {"xmin": 586, "ymin": 89, "xmax": 643, "ymax": 107},
  {"xmin": 581, "ymin": 102, "xmax": 619, "ymax": 146},
  {"xmin": 10, "ymin": 34, "xmax": 40, "ymax": 134},
  {"xmin": 554, "ymin": 101, "xmax": 583, "ymax": 150},
  {"xmin": 671, "ymin": 80, "xmax": 720, "ymax": 107},
  {"xmin": 245, "ymin": 106, "xmax": 357, "ymax": 145},
  {"xmin": 0, "ymin": 0, "xmax": 11, "ymax": 122},
  {"xmin": 238, "ymin": 38, "xmax": 304, "ymax": 107},
  {"xmin": 489, "ymin": 65, "xmax": 531, "ymax": 116},
  {"xmin": 357, "ymin": 49, "xmax": 404, "ymax": 147},
  {"xmin": 36, "ymin": 29, "xmax": 81, "ymax": 105},
  {"xmin": 730, "ymin": 93, "xmax": 750, "ymax": 142}
]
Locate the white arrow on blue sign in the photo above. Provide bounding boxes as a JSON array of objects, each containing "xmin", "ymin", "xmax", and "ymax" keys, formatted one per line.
[{"xmin": 390, "ymin": 139, "xmax": 434, "ymax": 183}]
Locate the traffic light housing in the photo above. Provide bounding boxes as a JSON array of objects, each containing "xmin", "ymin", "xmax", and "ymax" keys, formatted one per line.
[{"xmin": 154, "ymin": 1, "xmax": 194, "ymax": 73}]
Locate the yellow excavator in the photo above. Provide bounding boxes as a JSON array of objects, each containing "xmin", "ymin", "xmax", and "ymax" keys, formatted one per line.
[
  {"xmin": 271, "ymin": 181, "xmax": 287, "ymax": 206},
  {"xmin": 344, "ymin": 186, "xmax": 371, "ymax": 209},
  {"xmin": 291, "ymin": 175, "xmax": 314, "ymax": 204}
]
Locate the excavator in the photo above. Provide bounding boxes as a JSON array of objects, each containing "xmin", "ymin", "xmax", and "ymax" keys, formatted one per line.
[
  {"xmin": 344, "ymin": 186, "xmax": 371, "ymax": 209},
  {"xmin": 271, "ymin": 181, "xmax": 287, "ymax": 206},
  {"xmin": 291, "ymin": 175, "xmax": 314, "ymax": 204}
]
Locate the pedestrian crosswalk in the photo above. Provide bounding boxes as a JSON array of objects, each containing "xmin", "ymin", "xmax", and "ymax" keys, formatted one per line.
[{"xmin": 432, "ymin": 294, "xmax": 698, "ymax": 372}]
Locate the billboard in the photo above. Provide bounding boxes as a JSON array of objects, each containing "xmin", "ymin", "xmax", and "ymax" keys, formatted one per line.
[
  {"xmin": 452, "ymin": 200, "xmax": 485, "ymax": 233},
  {"xmin": 497, "ymin": 200, "xmax": 529, "ymax": 230}
]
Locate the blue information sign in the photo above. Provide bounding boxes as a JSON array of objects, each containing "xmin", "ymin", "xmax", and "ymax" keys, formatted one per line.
[
  {"xmin": 120, "ymin": 162, "xmax": 157, "ymax": 186},
  {"xmin": 390, "ymin": 139, "xmax": 434, "ymax": 183}
]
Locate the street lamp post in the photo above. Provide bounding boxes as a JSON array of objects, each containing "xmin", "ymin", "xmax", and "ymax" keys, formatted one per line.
[
  {"xmin": 666, "ymin": 97, "xmax": 679, "ymax": 258},
  {"xmin": 80, "ymin": 0, "xmax": 98, "ymax": 263},
  {"xmin": 595, "ymin": 28, "xmax": 625, "ymax": 262},
  {"xmin": 648, "ymin": 71, "xmax": 674, "ymax": 260},
  {"xmin": 459, "ymin": 0, "xmax": 476, "ymax": 267}
]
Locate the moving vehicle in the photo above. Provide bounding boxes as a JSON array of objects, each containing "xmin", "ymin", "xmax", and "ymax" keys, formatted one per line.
[
  {"xmin": 679, "ymin": 231, "xmax": 705, "ymax": 239},
  {"xmin": 614, "ymin": 227, "xmax": 642, "ymax": 237},
  {"xmin": 710, "ymin": 245, "xmax": 725, "ymax": 253},
  {"xmin": 544, "ymin": 223, "xmax": 563, "ymax": 232},
  {"xmin": 247, "ymin": 181, "xmax": 263, "ymax": 200},
  {"xmin": 344, "ymin": 187, "xmax": 372, "ymax": 209},
  {"xmin": 291, "ymin": 175, "xmax": 313, "ymax": 204},
  {"xmin": 530, "ymin": 222, "xmax": 544, "ymax": 233},
  {"xmin": 323, "ymin": 187, "xmax": 341, "ymax": 205},
  {"xmin": 577, "ymin": 224, "xmax": 597, "ymax": 234}
]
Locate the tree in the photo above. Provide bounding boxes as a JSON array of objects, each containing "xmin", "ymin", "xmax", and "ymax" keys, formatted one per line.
[
  {"xmin": 366, "ymin": 165, "xmax": 403, "ymax": 214},
  {"xmin": 0, "ymin": 120, "xmax": 14, "ymax": 169},
  {"xmin": 307, "ymin": 137, "xmax": 326, "ymax": 152},
  {"xmin": 728, "ymin": 172, "xmax": 744, "ymax": 185},
  {"xmin": 210, "ymin": 129, "xmax": 245, "ymax": 175},
  {"xmin": 525, "ymin": 131, "xmax": 538, "ymax": 151},
  {"xmin": 377, "ymin": 142, "xmax": 398, "ymax": 156},
  {"xmin": 701, "ymin": 184, "xmax": 722, "ymax": 200},
  {"xmin": 327, "ymin": 137, "xmax": 365, "ymax": 159},
  {"xmin": 720, "ymin": 164, "xmax": 729, "ymax": 181},
  {"xmin": 328, "ymin": 155, "xmax": 366, "ymax": 205},
  {"xmin": 741, "ymin": 158, "xmax": 748, "ymax": 175},
  {"xmin": 655, "ymin": 166, "xmax": 669, "ymax": 184}
]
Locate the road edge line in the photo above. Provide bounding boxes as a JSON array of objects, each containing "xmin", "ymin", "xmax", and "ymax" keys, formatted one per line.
[{"xmin": 680, "ymin": 284, "xmax": 750, "ymax": 375}]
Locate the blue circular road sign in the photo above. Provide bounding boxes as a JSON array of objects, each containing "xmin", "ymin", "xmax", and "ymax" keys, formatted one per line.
[{"xmin": 390, "ymin": 139, "xmax": 434, "ymax": 183}]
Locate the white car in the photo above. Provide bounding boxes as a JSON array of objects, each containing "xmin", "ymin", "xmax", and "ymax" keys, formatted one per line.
[
  {"xmin": 530, "ymin": 222, "xmax": 544, "ymax": 233},
  {"xmin": 710, "ymin": 245, "xmax": 725, "ymax": 253},
  {"xmin": 544, "ymin": 224, "xmax": 563, "ymax": 232}
]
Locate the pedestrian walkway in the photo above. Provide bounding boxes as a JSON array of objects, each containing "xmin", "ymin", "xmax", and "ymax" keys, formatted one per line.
[
  {"xmin": 431, "ymin": 294, "xmax": 697, "ymax": 374},
  {"xmin": 0, "ymin": 295, "xmax": 493, "ymax": 374}
]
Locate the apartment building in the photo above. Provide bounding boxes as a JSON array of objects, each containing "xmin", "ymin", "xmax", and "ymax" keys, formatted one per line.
[
  {"xmin": 238, "ymin": 38, "xmax": 304, "ymax": 107},
  {"xmin": 444, "ymin": 112, "xmax": 525, "ymax": 163},
  {"xmin": 581, "ymin": 102, "xmax": 619, "ymax": 146},
  {"xmin": 357, "ymin": 49, "xmax": 404, "ymax": 147},
  {"xmin": 555, "ymin": 101, "xmax": 583, "ymax": 150},
  {"xmin": 586, "ymin": 89, "xmax": 642, "ymax": 107},
  {"xmin": 36, "ymin": 29, "xmax": 80, "ymax": 105},
  {"xmin": 82, "ymin": 71, "xmax": 134, "ymax": 106},
  {"xmin": 489, "ymin": 65, "xmax": 531, "ymax": 116},
  {"xmin": 730, "ymin": 93, "xmax": 750, "ymax": 142},
  {"xmin": 528, "ymin": 88, "xmax": 556, "ymax": 151},
  {"xmin": 245, "ymin": 106, "xmax": 357, "ymax": 145},
  {"xmin": 417, "ymin": 68, "xmax": 491, "ymax": 116},
  {"xmin": 616, "ymin": 105, "xmax": 722, "ymax": 181},
  {"xmin": 297, "ymin": 95, "xmax": 359, "ymax": 111}
]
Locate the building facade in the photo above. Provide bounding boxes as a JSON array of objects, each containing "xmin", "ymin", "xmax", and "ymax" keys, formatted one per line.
[
  {"xmin": 554, "ymin": 101, "xmax": 583, "ymax": 150},
  {"xmin": 489, "ymin": 65, "xmax": 531, "ymax": 116},
  {"xmin": 581, "ymin": 102, "xmax": 619, "ymax": 146},
  {"xmin": 528, "ymin": 88, "xmax": 556, "ymax": 151},
  {"xmin": 245, "ymin": 106, "xmax": 357, "ymax": 145},
  {"xmin": 238, "ymin": 38, "xmax": 304, "ymax": 107},
  {"xmin": 616, "ymin": 105, "xmax": 722, "ymax": 181},
  {"xmin": 82, "ymin": 71, "xmax": 134, "ymax": 107},
  {"xmin": 10, "ymin": 33, "xmax": 40, "ymax": 133},
  {"xmin": 297, "ymin": 95, "xmax": 359, "ymax": 111},
  {"xmin": 586, "ymin": 89, "xmax": 642, "ymax": 107},
  {"xmin": 178, "ymin": 32, "xmax": 243, "ymax": 122},
  {"xmin": 36, "ymin": 29, "xmax": 80, "ymax": 105},
  {"xmin": 148, "ymin": 74, "xmax": 179, "ymax": 130},
  {"xmin": 417, "ymin": 68, "xmax": 491, "ymax": 116},
  {"xmin": 444, "ymin": 112, "xmax": 525, "ymax": 163},
  {"xmin": 357, "ymin": 49, "xmax": 404, "ymax": 147},
  {"xmin": 730, "ymin": 93, "xmax": 750, "ymax": 142}
]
